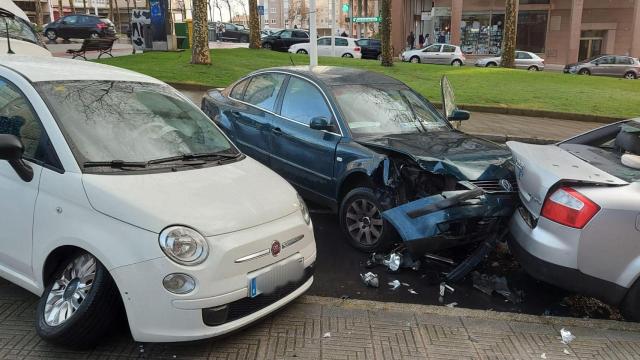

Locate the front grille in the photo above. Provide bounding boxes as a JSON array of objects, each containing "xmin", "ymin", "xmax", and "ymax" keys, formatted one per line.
[
  {"xmin": 202, "ymin": 265, "xmax": 314, "ymax": 326},
  {"xmin": 470, "ymin": 178, "xmax": 518, "ymax": 193}
]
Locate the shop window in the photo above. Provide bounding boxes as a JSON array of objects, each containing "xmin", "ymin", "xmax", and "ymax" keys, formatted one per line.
[
  {"xmin": 517, "ymin": 11, "xmax": 548, "ymax": 53},
  {"xmin": 460, "ymin": 13, "xmax": 503, "ymax": 55}
]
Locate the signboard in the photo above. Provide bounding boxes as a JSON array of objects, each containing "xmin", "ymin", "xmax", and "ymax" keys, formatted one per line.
[
  {"xmin": 131, "ymin": 9, "xmax": 151, "ymax": 52},
  {"xmin": 341, "ymin": 3, "xmax": 349, "ymax": 12},
  {"xmin": 258, "ymin": 5, "xmax": 264, "ymax": 15},
  {"xmin": 352, "ymin": 16, "xmax": 381, "ymax": 23}
]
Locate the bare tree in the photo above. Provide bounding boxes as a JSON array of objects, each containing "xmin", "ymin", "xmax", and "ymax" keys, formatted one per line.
[
  {"xmin": 380, "ymin": 0, "xmax": 391, "ymax": 66},
  {"xmin": 34, "ymin": 0, "xmax": 43, "ymax": 26},
  {"xmin": 191, "ymin": 0, "xmax": 211, "ymax": 64},
  {"xmin": 298, "ymin": 0, "xmax": 307, "ymax": 28},
  {"xmin": 234, "ymin": 0, "xmax": 247, "ymax": 18},
  {"xmin": 501, "ymin": 0, "xmax": 517, "ymax": 68},
  {"xmin": 57, "ymin": 0, "xmax": 63, "ymax": 20},
  {"xmin": 214, "ymin": 0, "xmax": 223, "ymax": 21},
  {"xmin": 82, "ymin": 0, "xmax": 87, "ymax": 13},
  {"xmin": 108, "ymin": 0, "xmax": 114, "ymax": 22},
  {"xmin": 247, "ymin": 0, "xmax": 259, "ymax": 48},
  {"xmin": 287, "ymin": 0, "xmax": 296, "ymax": 28},
  {"xmin": 69, "ymin": 0, "xmax": 75, "ymax": 13},
  {"xmin": 220, "ymin": 0, "xmax": 232, "ymax": 22}
]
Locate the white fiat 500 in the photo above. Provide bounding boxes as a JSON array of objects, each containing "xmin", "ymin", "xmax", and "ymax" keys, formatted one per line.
[{"xmin": 0, "ymin": 56, "xmax": 316, "ymax": 347}]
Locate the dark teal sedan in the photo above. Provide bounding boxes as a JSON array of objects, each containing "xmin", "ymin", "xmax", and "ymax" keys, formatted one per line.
[{"xmin": 201, "ymin": 66, "xmax": 517, "ymax": 253}]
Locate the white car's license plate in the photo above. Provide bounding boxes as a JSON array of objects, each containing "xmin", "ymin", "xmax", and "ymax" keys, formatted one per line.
[{"xmin": 248, "ymin": 253, "xmax": 304, "ymax": 298}]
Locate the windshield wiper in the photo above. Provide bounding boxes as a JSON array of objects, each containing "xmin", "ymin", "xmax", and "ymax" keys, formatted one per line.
[
  {"xmin": 83, "ymin": 160, "xmax": 148, "ymax": 169},
  {"xmin": 147, "ymin": 151, "xmax": 241, "ymax": 165}
]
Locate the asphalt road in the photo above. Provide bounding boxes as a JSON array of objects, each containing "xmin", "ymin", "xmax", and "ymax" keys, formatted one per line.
[{"xmin": 305, "ymin": 208, "xmax": 575, "ymax": 317}]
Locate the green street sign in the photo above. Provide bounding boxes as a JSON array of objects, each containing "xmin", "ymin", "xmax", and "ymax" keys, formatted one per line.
[
  {"xmin": 341, "ymin": 3, "xmax": 349, "ymax": 12},
  {"xmin": 352, "ymin": 16, "xmax": 381, "ymax": 23}
]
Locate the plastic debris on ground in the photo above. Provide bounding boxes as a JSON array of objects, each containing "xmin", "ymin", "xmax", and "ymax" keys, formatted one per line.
[
  {"xmin": 540, "ymin": 353, "xmax": 547, "ymax": 359},
  {"xmin": 388, "ymin": 280, "xmax": 401, "ymax": 290},
  {"xmin": 563, "ymin": 349, "xmax": 571, "ymax": 355},
  {"xmin": 323, "ymin": 332, "xmax": 331, "ymax": 338},
  {"xmin": 360, "ymin": 272, "xmax": 379, "ymax": 288},
  {"xmin": 471, "ymin": 271, "xmax": 523, "ymax": 304},
  {"xmin": 438, "ymin": 282, "xmax": 455, "ymax": 303},
  {"xmin": 445, "ymin": 302, "xmax": 457, "ymax": 308},
  {"xmin": 560, "ymin": 328, "xmax": 576, "ymax": 344},
  {"xmin": 408, "ymin": 288, "xmax": 418, "ymax": 295},
  {"xmin": 366, "ymin": 249, "xmax": 421, "ymax": 272}
]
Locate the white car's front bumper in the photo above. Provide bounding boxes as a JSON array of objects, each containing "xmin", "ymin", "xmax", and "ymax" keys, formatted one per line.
[{"xmin": 110, "ymin": 211, "xmax": 316, "ymax": 342}]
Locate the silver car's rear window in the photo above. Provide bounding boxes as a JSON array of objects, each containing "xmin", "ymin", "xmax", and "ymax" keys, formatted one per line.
[{"xmin": 560, "ymin": 143, "xmax": 640, "ymax": 182}]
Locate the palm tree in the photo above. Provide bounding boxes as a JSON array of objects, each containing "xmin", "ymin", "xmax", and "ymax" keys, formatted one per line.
[
  {"xmin": 191, "ymin": 0, "xmax": 211, "ymax": 64},
  {"xmin": 34, "ymin": 0, "xmax": 43, "ymax": 26},
  {"xmin": 500, "ymin": 0, "xmax": 517, "ymax": 68},
  {"xmin": 248, "ymin": 0, "xmax": 260, "ymax": 48},
  {"xmin": 379, "ymin": 0, "xmax": 392, "ymax": 66}
]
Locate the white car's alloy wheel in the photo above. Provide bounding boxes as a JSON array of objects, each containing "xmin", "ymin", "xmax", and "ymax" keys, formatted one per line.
[{"xmin": 44, "ymin": 254, "xmax": 96, "ymax": 326}]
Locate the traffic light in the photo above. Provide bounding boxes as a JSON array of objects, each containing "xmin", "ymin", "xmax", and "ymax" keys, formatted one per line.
[{"xmin": 342, "ymin": 3, "xmax": 349, "ymax": 13}]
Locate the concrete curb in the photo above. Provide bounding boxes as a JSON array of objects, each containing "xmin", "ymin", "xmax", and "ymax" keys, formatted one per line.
[
  {"xmin": 468, "ymin": 132, "xmax": 558, "ymax": 144},
  {"xmin": 298, "ymin": 295, "xmax": 640, "ymax": 333}
]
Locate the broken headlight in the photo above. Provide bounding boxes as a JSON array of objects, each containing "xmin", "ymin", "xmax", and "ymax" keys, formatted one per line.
[
  {"xmin": 159, "ymin": 226, "xmax": 209, "ymax": 266},
  {"xmin": 297, "ymin": 194, "xmax": 311, "ymax": 225}
]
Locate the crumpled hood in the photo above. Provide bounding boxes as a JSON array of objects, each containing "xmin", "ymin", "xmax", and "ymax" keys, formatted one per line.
[
  {"xmin": 357, "ymin": 131, "xmax": 513, "ymax": 181},
  {"xmin": 82, "ymin": 157, "xmax": 300, "ymax": 236}
]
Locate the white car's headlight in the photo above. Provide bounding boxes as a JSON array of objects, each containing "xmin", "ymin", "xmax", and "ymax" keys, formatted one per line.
[
  {"xmin": 159, "ymin": 226, "xmax": 209, "ymax": 266},
  {"xmin": 297, "ymin": 194, "xmax": 311, "ymax": 225}
]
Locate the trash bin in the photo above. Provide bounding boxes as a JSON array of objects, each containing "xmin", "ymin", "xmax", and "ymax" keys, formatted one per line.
[{"xmin": 143, "ymin": 24, "xmax": 153, "ymax": 49}]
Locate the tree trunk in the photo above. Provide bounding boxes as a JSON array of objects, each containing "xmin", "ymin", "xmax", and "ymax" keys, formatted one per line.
[
  {"xmin": 108, "ymin": 0, "xmax": 114, "ymax": 22},
  {"xmin": 34, "ymin": 0, "xmax": 43, "ymax": 26},
  {"xmin": 114, "ymin": 0, "xmax": 121, "ymax": 32},
  {"xmin": 501, "ymin": 0, "xmax": 517, "ymax": 68},
  {"xmin": 226, "ymin": 0, "xmax": 232, "ymax": 22},
  {"xmin": 69, "ymin": 0, "xmax": 75, "ymax": 13},
  {"xmin": 191, "ymin": 0, "xmax": 211, "ymax": 64},
  {"xmin": 82, "ymin": 0, "xmax": 87, "ymax": 13},
  {"xmin": 57, "ymin": 0, "xmax": 64, "ymax": 20},
  {"xmin": 380, "ymin": 0, "xmax": 392, "ymax": 66},
  {"xmin": 248, "ymin": 0, "xmax": 260, "ymax": 48},
  {"xmin": 356, "ymin": 0, "xmax": 361, "ymax": 37},
  {"xmin": 363, "ymin": 0, "xmax": 367, "ymax": 36}
]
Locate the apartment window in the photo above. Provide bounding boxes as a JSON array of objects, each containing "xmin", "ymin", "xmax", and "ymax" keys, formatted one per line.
[
  {"xmin": 271, "ymin": 19, "xmax": 276, "ymax": 24},
  {"xmin": 270, "ymin": 7, "xmax": 276, "ymax": 13},
  {"xmin": 517, "ymin": 11, "xmax": 548, "ymax": 53}
]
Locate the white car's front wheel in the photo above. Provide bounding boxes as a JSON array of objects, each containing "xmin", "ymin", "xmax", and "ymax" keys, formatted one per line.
[
  {"xmin": 296, "ymin": 49, "xmax": 308, "ymax": 54},
  {"xmin": 36, "ymin": 252, "xmax": 122, "ymax": 348}
]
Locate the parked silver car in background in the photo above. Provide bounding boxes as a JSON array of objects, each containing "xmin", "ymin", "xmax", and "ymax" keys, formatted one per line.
[
  {"xmin": 401, "ymin": 44, "xmax": 466, "ymax": 66},
  {"xmin": 475, "ymin": 51, "xmax": 545, "ymax": 71},
  {"xmin": 507, "ymin": 119, "xmax": 640, "ymax": 320},
  {"xmin": 564, "ymin": 55, "xmax": 640, "ymax": 79}
]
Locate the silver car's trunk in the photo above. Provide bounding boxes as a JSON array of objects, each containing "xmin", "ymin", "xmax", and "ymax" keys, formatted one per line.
[{"xmin": 506, "ymin": 141, "xmax": 627, "ymax": 217}]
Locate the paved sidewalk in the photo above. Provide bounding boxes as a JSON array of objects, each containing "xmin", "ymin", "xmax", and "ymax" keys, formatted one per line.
[
  {"xmin": 3, "ymin": 281, "xmax": 640, "ymax": 359},
  {"xmin": 459, "ymin": 112, "xmax": 605, "ymax": 143}
]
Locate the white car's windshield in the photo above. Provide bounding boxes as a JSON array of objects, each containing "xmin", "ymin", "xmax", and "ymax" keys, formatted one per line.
[
  {"xmin": 332, "ymin": 84, "xmax": 449, "ymax": 137},
  {"xmin": 36, "ymin": 81, "xmax": 236, "ymax": 166}
]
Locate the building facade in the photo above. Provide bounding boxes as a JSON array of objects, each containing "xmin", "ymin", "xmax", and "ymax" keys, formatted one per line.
[{"xmin": 391, "ymin": 0, "xmax": 640, "ymax": 65}]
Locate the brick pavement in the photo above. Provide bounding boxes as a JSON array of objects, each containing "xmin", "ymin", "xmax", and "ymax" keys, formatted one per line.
[{"xmin": 0, "ymin": 275, "xmax": 639, "ymax": 359}]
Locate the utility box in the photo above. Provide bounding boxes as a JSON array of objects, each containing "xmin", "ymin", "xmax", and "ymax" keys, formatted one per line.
[{"xmin": 174, "ymin": 22, "xmax": 189, "ymax": 49}]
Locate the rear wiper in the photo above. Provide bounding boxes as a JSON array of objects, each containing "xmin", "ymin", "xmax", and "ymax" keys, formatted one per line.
[
  {"xmin": 147, "ymin": 151, "xmax": 241, "ymax": 165},
  {"xmin": 83, "ymin": 160, "xmax": 148, "ymax": 169}
]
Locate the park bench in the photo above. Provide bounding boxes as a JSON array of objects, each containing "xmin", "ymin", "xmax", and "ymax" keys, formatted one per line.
[{"xmin": 66, "ymin": 38, "xmax": 117, "ymax": 60}]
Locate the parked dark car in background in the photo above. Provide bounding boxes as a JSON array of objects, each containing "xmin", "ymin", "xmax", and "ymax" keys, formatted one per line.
[
  {"xmin": 201, "ymin": 66, "xmax": 518, "ymax": 255},
  {"xmin": 357, "ymin": 38, "xmax": 381, "ymax": 60},
  {"xmin": 214, "ymin": 22, "xmax": 249, "ymax": 42},
  {"xmin": 564, "ymin": 55, "xmax": 640, "ymax": 79},
  {"xmin": 43, "ymin": 14, "xmax": 115, "ymax": 41},
  {"xmin": 261, "ymin": 29, "xmax": 309, "ymax": 51}
]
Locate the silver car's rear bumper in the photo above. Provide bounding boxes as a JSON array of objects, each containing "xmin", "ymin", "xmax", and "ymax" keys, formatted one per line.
[{"xmin": 509, "ymin": 209, "xmax": 628, "ymax": 305}]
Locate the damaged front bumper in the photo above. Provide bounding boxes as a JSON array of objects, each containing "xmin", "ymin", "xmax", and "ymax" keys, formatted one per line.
[{"xmin": 382, "ymin": 183, "xmax": 517, "ymax": 255}]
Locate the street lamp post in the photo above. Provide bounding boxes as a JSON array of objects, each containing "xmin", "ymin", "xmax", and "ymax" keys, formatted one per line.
[
  {"xmin": 309, "ymin": 0, "xmax": 317, "ymax": 66},
  {"xmin": 330, "ymin": 0, "xmax": 335, "ymax": 56}
]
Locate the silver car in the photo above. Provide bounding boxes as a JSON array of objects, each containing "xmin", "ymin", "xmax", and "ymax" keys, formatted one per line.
[
  {"xmin": 564, "ymin": 55, "xmax": 640, "ymax": 79},
  {"xmin": 475, "ymin": 51, "xmax": 545, "ymax": 71},
  {"xmin": 400, "ymin": 43, "xmax": 466, "ymax": 66},
  {"xmin": 507, "ymin": 119, "xmax": 640, "ymax": 320}
]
